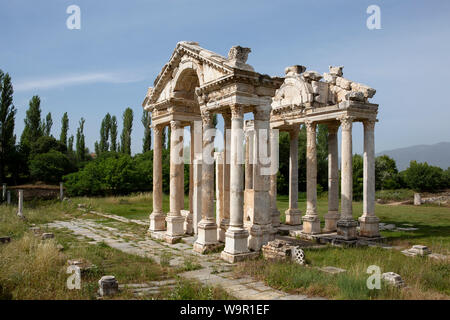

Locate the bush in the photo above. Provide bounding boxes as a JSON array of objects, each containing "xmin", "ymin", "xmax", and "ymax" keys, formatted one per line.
[
  {"xmin": 375, "ymin": 155, "xmax": 401, "ymax": 190},
  {"xmin": 29, "ymin": 150, "xmax": 76, "ymax": 184},
  {"xmin": 402, "ymin": 161, "xmax": 447, "ymax": 192},
  {"xmin": 64, "ymin": 152, "xmax": 149, "ymax": 196}
]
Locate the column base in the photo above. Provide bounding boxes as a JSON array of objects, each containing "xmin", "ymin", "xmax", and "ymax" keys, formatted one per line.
[
  {"xmin": 323, "ymin": 211, "xmax": 340, "ymax": 232},
  {"xmin": 184, "ymin": 211, "xmax": 194, "ymax": 235},
  {"xmin": 217, "ymin": 219, "xmax": 229, "ymax": 243},
  {"xmin": 302, "ymin": 214, "xmax": 321, "ymax": 234},
  {"xmin": 165, "ymin": 215, "xmax": 185, "ymax": 239},
  {"xmin": 358, "ymin": 215, "xmax": 380, "ymax": 237},
  {"xmin": 221, "ymin": 250, "xmax": 259, "ymax": 264},
  {"xmin": 193, "ymin": 219, "xmax": 219, "ymax": 254},
  {"xmin": 337, "ymin": 219, "xmax": 358, "ymax": 240},
  {"xmin": 248, "ymin": 223, "xmax": 275, "ymax": 251},
  {"xmin": 223, "ymin": 226, "xmax": 250, "ymax": 256},
  {"xmin": 285, "ymin": 208, "xmax": 302, "ymax": 225},
  {"xmin": 271, "ymin": 209, "xmax": 281, "ymax": 227},
  {"xmin": 149, "ymin": 212, "xmax": 166, "ymax": 232}
]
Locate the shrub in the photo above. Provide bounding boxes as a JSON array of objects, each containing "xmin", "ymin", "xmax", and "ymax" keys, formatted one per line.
[
  {"xmin": 375, "ymin": 155, "xmax": 401, "ymax": 190},
  {"xmin": 29, "ymin": 150, "xmax": 75, "ymax": 184},
  {"xmin": 402, "ymin": 161, "xmax": 447, "ymax": 192}
]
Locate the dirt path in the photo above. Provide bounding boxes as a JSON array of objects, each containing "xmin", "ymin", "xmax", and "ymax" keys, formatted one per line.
[{"xmin": 45, "ymin": 213, "xmax": 324, "ymax": 300}]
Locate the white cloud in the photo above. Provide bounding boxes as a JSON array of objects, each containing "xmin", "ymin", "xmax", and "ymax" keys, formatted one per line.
[{"xmin": 14, "ymin": 71, "xmax": 146, "ymax": 92}]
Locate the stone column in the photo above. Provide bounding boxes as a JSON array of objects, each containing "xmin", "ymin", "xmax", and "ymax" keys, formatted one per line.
[
  {"xmin": 17, "ymin": 189, "xmax": 24, "ymax": 218},
  {"xmin": 60, "ymin": 182, "xmax": 64, "ymax": 201},
  {"xmin": 222, "ymin": 105, "xmax": 251, "ymax": 263},
  {"xmin": 149, "ymin": 125, "xmax": 165, "ymax": 232},
  {"xmin": 324, "ymin": 123, "xmax": 340, "ymax": 232},
  {"xmin": 215, "ymin": 152, "xmax": 225, "ymax": 241},
  {"xmin": 221, "ymin": 113, "xmax": 231, "ymax": 240},
  {"xmin": 194, "ymin": 111, "xmax": 219, "ymax": 253},
  {"xmin": 270, "ymin": 129, "xmax": 280, "ymax": 227},
  {"xmin": 302, "ymin": 121, "xmax": 321, "ymax": 234},
  {"xmin": 165, "ymin": 120, "xmax": 185, "ymax": 243},
  {"xmin": 245, "ymin": 125, "xmax": 254, "ymax": 190},
  {"xmin": 285, "ymin": 126, "xmax": 302, "ymax": 225},
  {"xmin": 2, "ymin": 183, "xmax": 6, "ymax": 201},
  {"xmin": 248, "ymin": 104, "xmax": 274, "ymax": 250},
  {"xmin": 337, "ymin": 116, "xmax": 357, "ymax": 240},
  {"xmin": 6, "ymin": 191, "xmax": 11, "ymax": 206},
  {"xmin": 193, "ymin": 157, "xmax": 202, "ymax": 235},
  {"xmin": 178, "ymin": 127, "xmax": 184, "ymax": 212},
  {"xmin": 186, "ymin": 123, "xmax": 196, "ymax": 235},
  {"xmin": 359, "ymin": 119, "xmax": 380, "ymax": 237}
]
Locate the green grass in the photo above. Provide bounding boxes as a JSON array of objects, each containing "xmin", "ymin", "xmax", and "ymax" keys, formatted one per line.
[{"xmin": 158, "ymin": 277, "xmax": 235, "ymax": 300}]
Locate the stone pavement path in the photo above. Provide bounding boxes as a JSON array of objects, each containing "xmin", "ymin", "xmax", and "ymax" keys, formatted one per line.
[{"xmin": 45, "ymin": 214, "xmax": 324, "ymax": 300}]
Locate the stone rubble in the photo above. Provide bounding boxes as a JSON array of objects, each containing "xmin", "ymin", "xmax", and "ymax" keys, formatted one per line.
[
  {"xmin": 401, "ymin": 245, "xmax": 431, "ymax": 257},
  {"xmin": 381, "ymin": 272, "xmax": 405, "ymax": 288}
]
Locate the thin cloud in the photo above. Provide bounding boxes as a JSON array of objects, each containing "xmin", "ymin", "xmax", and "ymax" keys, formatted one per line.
[{"xmin": 14, "ymin": 71, "xmax": 147, "ymax": 92}]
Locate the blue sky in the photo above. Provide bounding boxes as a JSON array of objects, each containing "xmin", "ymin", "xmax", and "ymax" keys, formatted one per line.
[{"xmin": 1, "ymin": 0, "xmax": 449, "ymax": 155}]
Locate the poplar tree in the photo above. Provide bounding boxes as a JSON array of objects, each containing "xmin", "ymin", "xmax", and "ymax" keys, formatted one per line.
[
  {"xmin": 21, "ymin": 95, "xmax": 43, "ymax": 149},
  {"xmin": 120, "ymin": 108, "xmax": 133, "ymax": 155},
  {"xmin": 0, "ymin": 71, "xmax": 17, "ymax": 182},
  {"xmin": 110, "ymin": 115, "xmax": 118, "ymax": 152},
  {"xmin": 60, "ymin": 112, "xmax": 69, "ymax": 146},
  {"xmin": 142, "ymin": 110, "xmax": 151, "ymax": 153},
  {"xmin": 99, "ymin": 113, "xmax": 111, "ymax": 154},
  {"xmin": 44, "ymin": 112, "xmax": 53, "ymax": 136},
  {"xmin": 76, "ymin": 118, "xmax": 86, "ymax": 161}
]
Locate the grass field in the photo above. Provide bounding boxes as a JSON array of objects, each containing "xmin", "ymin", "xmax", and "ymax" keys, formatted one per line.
[{"xmin": 1, "ymin": 191, "xmax": 449, "ymax": 300}]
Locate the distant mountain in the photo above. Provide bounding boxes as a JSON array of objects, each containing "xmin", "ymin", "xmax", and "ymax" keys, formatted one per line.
[{"xmin": 377, "ymin": 142, "xmax": 450, "ymax": 171}]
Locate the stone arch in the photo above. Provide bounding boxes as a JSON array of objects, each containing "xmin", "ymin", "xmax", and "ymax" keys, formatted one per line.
[{"xmin": 171, "ymin": 58, "xmax": 203, "ymax": 101}]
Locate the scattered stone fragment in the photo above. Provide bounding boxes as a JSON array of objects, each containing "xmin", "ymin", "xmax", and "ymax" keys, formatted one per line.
[
  {"xmin": 68, "ymin": 259, "xmax": 95, "ymax": 275},
  {"xmin": 41, "ymin": 232, "xmax": 54, "ymax": 240},
  {"xmin": 291, "ymin": 246, "xmax": 305, "ymax": 265},
  {"xmin": 77, "ymin": 203, "xmax": 86, "ymax": 209},
  {"xmin": 396, "ymin": 227, "xmax": 419, "ymax": 231},
  {"xmin": 382, "ymin": 272, "xmax": 405, "ymax": 287},
  {"xmin": 262, "ymin": 240, "xmax": 292, "ymax": 261},
  {"xmin": 98, "ymin": 275, "xmax": 119, "ymax": 297},
  {"xmin": 318, "ymin": 266, "xmax": 346, "ymax": 274},
  {"xmin": 401, "ymin": 245, "xmax": 431, "ymax": 257},
  {"xmin": 56, "ymin": 244, "xmax": 64, "ymax": 251},
  {"xmin": 30, "ymin": 227, "xmax": 41, "ymax": 234},
  {"xmin": 379, "ymin": 224, "xmax": 396, "ymax": 231},
  {"xmin": 414, "ymin": 193, "xmax": 422, "ymax": 206},
  {"xmin": 0, "ymin": 236, "xmax": 11, "ymax": 244}
]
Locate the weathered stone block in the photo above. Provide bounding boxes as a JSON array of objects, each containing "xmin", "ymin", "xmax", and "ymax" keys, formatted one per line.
[
  {"xmin": 382, "ymin": 272, "xmax": 405, "ymax": 287},
  {"xmin": 98, "ymin": 275, "xmax": 119, "ymax": 297}
]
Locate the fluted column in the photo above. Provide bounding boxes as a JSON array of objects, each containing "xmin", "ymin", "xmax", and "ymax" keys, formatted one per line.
[
  {"xmin": 359, "ymin": 119, "xmax": 380, "ymax": 237},
  {"xmin": 194, "ymin": 111, "xmax": 219, "ymax": 253},
  {"xmin": 285, "ymin": 126, "xmax": 302, "ymax": 225},
  {"xmin": 222, "ymin": 105, "xmax": 251, "ymax": 263},
  {"xmin": 324, "ymin": 123, "xmax": 340, "ymax": 232},
  {"xmin": 149, "ymin": 124, "xmax": 165, "ymax": 231},
  {"xmin": 245, "ymin": 126, "xmax": 254, "ymax": 190},
  {"xmin": 270, "ymin": 129, "xmax": 280, "ymax": 227},
  {"xmin": 302, "ymin": 121, "xmax": 321, "ymax": 234},
  {"xmin": 186, "ymin": 123, "xmax": 195, "ymax": 235},
  {"xmin": 248, "ymin": 104, "xmax": 274, "ymax": 250},
  {"xmin": 215, "ymin": 152, "xmax": 224, "ymax": 241},
  {"xmin": 178, "ymin": 127, "xmax": 184, "ymax": 212},
  {"xmin": 165, "ymin": 120, "xmax": 185, "ymax": 243},
  {"xmin": 221, "ymin": 113, "xmax": 231, "ymax": 241},
  {"xmin": 337, "ymin": 116, "xmax": 357, "ymax": 240}
]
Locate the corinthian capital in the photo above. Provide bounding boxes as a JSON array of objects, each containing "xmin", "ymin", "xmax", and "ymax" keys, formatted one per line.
[
  {"xmin": 170, "ymin": 120, "xmax": 181, "ymax": 130},
  {"xmin": 230, "ymin": 105, "xmax": 243, "ymax": 120},
  {"xmin": 305, "ymin": 120, "xmax": 316, "ymax": 132},
  {"xmin": 153, "ymin": 124, "xmax": 163, "ymax": 136},
  {"xmin": 254, "ymin": 105, "xmax": 271, "ymax": 121},
  {"xmin": 338, "ymin": 116, "xmax": 354, "ymax": 130},
  {"xmin": 363, "ymin": 119, "xmax": 376, "ymax": 130},
  {"xmin": 201, "ymin": 110, "xmax": 213, "ymax": 127}
]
